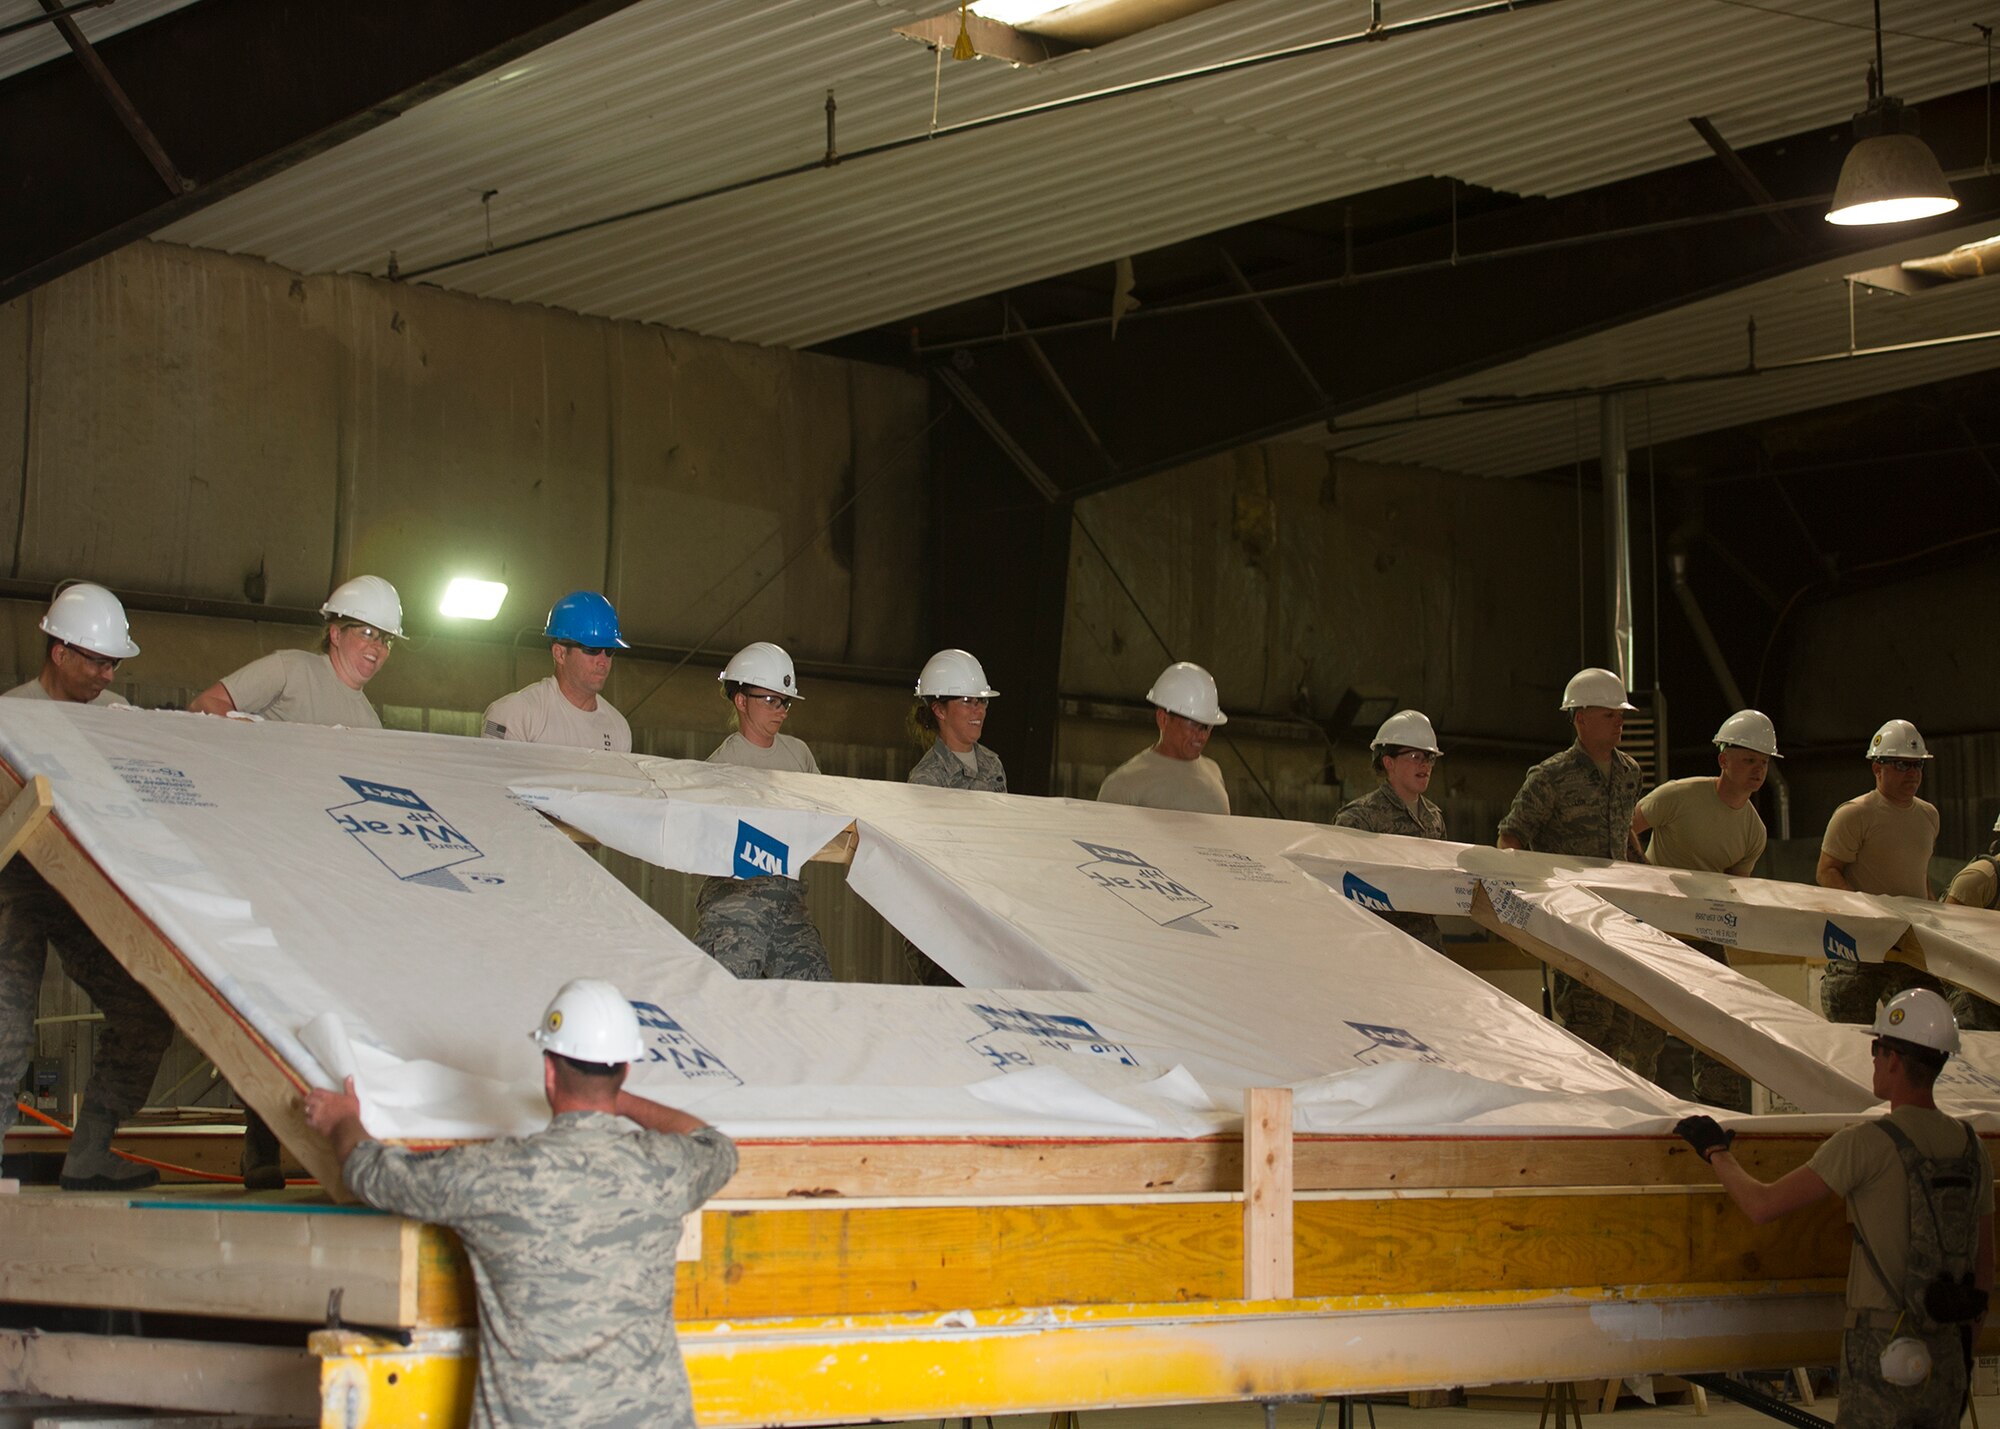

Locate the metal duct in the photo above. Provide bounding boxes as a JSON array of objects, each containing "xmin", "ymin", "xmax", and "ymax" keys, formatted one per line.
[{"xmin": 1599, "ymin": 394, "xmax": 1634, "ymax": 687}]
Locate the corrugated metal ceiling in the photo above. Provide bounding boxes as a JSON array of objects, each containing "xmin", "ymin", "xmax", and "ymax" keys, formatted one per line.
[
  {"xmin": 0, "ymin": 0, "xmax": 197, "ymax": 82},
  {"xmin": 150, "ymin": 0, "xmax": 1997, "ymax": 347},
  {"xmin": 1311, "ymin": 216, "xmax": 2000, "ymax": 477}
]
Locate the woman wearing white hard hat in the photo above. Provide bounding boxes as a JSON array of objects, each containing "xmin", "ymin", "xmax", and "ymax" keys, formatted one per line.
[
  {"xmin": 187, "ymin": 573, "xmax": 406, "ymax": 1188},
  {"xmin": 189, "ymin": 574, "xmax": 403, "ymax": 729},
  {"xmin": 901, "ymin": 650, "xmax": 1007, "ymax": 985},
  {"xmin": 1332, "ymin": 710, "xmax": 1448, "ymax": 952},
  {"xmin": 1677, "ymin": 988, "xmax": 1991, "ymax": 1420},
  {"xmin": 692, "ymin": 642, "xmax": 833, "ymax": 982}
]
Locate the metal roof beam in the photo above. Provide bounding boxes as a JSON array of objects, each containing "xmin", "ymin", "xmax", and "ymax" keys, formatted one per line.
[{"xmin": 0, "ymin": 0, "xmax": 648, "ymax": 303}]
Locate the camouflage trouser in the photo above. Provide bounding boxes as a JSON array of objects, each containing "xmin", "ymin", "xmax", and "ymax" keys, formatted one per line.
[
  {"xmin": 1822, "ymin": 961, "xmax": 1949, "ymax": 1025},
  {"xmin": 1553, "ymin": 971, "xmax": 1667, "ymax": 1079},
  {"xmin": 0, "ymin": 867, "xmax": 173, "ymax": 1135},
  {"xmin": 1683, "ymin": 940, "xmax": 1750, "ymax": 1112},
  {"xmin": 1837, "ymin": 1319, "xmax": 1967, "ymax": 1429},
  {"xmin": 1946, "ymin": 986, "xmax": 2000, "ymax": 1032},
  {"xmin": 695, "ymin": 876, "xmax": 832, "ymax": 981},
  {"xmin": 902, "ymin": 938, "xmax": 962, "ymax": 988}
]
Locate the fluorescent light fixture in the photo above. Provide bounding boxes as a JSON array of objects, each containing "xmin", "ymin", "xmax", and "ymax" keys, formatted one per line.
[
  {"xmin": 439, "ymin": 578, "xmax": 508, "ymax": 621},
  {"xmin": 968, "ymin": 0, "xmax": 1070, "ymax": 23}
]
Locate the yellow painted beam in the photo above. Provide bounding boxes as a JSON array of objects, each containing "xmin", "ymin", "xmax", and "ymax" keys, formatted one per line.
[{"xmin": 316, "ymin": 1286, "xmax": 1901, "ymax": 1429}]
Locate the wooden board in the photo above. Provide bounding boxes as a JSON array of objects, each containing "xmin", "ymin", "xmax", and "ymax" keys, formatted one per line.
[
  {"xmin": 0, "ymin": 1329, "xmax": 317, "ymax": 1419},
  {"xmin": 6, "ymin": 1181, "xmax": 1849, "ymax": 1330}
]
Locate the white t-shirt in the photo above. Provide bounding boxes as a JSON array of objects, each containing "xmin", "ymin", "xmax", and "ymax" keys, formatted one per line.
[
  {"xmin": 1096, "ymin": 746, "xmax": 1230, "ymax": 815},
  {"xmin": 481, "ymin": 677, "xmax": 631, "ymax": 753},
  {"xmin": 221, "ymin": 649, "xmax": 380, "ymax": 729},
  {"xmin": 706, "ymin": 732, "xmax": 820, "ymax": 774},
  {"xmin": 2, "ymin": 678, "xmax": 128, "ymax": 707}
]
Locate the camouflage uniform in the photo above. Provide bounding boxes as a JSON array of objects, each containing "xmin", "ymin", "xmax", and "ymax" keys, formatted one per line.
[
  {"xmin": 1333, "ymin": 783, "xmax": 1448, "ymax": 953},
  {"xmin": 347, "ymin": 1115, "xmax": 736, "ymax": 1429},
  {"xmin": 1498, "ymin": 743, "xmax": 1664, "ymax": 1075},
  {"xmin": 1836, "ymin": 1317, "xmax": 1968, "ymax": 1429},
  {"xmin": 1678, "ymin": 940, "xmax": 1750, "ymax": 1112},
  {"xmin": 900, "ymin": 740, "xmax": 1009, "ymax": 985},
  {"xmin": 0, "ymin": 862, "xmax": 174, "ymax": 1139},
  {"xmin": 694, "ymin": 876, "xmax": 832, "ymax": 982},
  {"xmin": 1822, "ymin": 961, "xmax": 1951, "ymax": 1026}
]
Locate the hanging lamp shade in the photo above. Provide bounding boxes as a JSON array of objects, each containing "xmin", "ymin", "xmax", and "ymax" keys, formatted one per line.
[{"xmin": 1826, "ymin": 100, "xmax": 1959, "ymax": 227}]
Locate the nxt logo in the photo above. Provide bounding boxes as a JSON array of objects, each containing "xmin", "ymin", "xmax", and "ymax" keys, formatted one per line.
[
  {"xmin": 1341, "ymin": 871, "xmax": 1395, "ymax": 913},
  {"xmin": 734, "ymin": 821, "xmax": 788, "ymax": 879}
]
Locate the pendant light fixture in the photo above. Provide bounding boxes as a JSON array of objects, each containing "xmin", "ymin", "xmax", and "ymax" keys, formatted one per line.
[{"xmin": 1825, "ymin": 0, "xmax": 1959, "ymax": 225}]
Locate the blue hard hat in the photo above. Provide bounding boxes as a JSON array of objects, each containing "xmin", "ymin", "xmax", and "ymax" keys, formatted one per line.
[{"xmin": 544, "ymin": 591, "xmax": 629, "ymax": 648}]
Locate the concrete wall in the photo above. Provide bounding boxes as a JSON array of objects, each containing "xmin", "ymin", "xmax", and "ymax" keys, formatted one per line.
[
  {"xmin": 0, "ymin": 242, "xmax": 936, "ymax": 1004},
  {"xmin": 1059, "ymin": 445, "xmax": 1593, "ymax": 839},
  {"xmin": 2, "ymin": 241, "xmax": 930, "ymax": 675},
  {"xmin": 1779, "ymin": 555, "xmax": 2000, "ymax": 865}
]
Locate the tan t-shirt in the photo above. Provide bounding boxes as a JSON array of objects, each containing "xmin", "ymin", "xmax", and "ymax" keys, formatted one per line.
[
  {"xmin": 1638, "ymin": 775, "xmax": 1767, "ymax": 875},
  {"xmin": 481, "ymin": 677, "xmax": 631, "ymax": 753},
  {"xmin": 1, "ymin": 678, "xmax": 128, "ymax": 707},
  {"xmin": 1948, "ymin": 858, "xmax": 1999, "ymax": 910},
  {"xmin": 1096, "ymin": 747, "xmax": 1230, "ymax": 815},
  {"xmin": 1810, "ymin": 1104, "xmax": 1995, "ymax": 1311},
  {"xmin": 706, "ymin": 732, "xmax": 819, "ymax": 774},
  {"xmin": 1822, "ymin": 789, "xmax": 1939, "ymax": 898},
  {"xmin": 220, "ymin": 649, "xmax": 380, "ymax": 729}
]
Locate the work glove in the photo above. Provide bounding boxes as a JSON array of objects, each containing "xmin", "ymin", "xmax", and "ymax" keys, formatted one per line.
[{"xmin": 1674, "ymin": 1113, "xmax": 1735, "ymax": 1163}]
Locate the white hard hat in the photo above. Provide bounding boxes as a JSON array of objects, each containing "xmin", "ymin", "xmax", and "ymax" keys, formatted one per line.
[
  {"xmin": 1713, "ymin": 709, "xmax": 1782, "ymax": 758},
  {"xmin": 1879, "ymin": 1335, "xmax": 1932, "ymax": 1387},
  {"xmin": 1146, "ymin": 661, "xmax": 1227, "ymax": 726},
  {"xmin": 528, "ymin": 978, "xmax": 645, "ymax": 1063},
  {"xmin": 40, "ymin": 582, "xmax": 140, "ymax": 660},
  {"xmin": 916, "ymin": 648, "xmax": 999, "ymax": 700},
  {"xmin": 1870, "ymin": 988, "xmax": 1960, "ymax": 1055},
  {"xmin": 1559, "ymin": 668, "xmax": 1636, "ymax": 712},
  {"xmin": 1867, "ymin": 719, "xmax": 1931, "ymax": 762},
  {"xmin": 321, "ymin": 575, "xmax": 405, "ymax": 639},
  {"xmin": 1370, "ymin": 709, "xmax": 1442, "ymax": 755},
  {"xmin": 719, "ymin": 641, "xmax": 802, "ymax": 699}
]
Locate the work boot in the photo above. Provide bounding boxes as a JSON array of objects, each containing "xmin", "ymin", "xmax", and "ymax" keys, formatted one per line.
[
  {"xmin": 58, "ymin": 1104, "xmax": 159, "ymax": 1192},
  {"xmin": 241, "ymin": 1108, "xmax": 285, "ymax": 1191}
]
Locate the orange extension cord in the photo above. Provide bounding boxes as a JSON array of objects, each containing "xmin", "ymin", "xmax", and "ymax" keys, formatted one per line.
[{"xmin": 11, "ymin": 1098, "xmax": 316, "ymax": 1186}]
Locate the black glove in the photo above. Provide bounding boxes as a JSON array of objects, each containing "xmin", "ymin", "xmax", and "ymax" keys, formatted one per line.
[{"xmin": 1675, "ymin": 1114, "xmax": 1735, "ymax": 1163}]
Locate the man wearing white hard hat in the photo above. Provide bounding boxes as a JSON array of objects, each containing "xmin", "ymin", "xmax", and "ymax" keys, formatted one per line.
[
  {"xmin": 0, "ymin": 583, "xmax": 175, "ymax": 1190},
  {"xmin": 189, "ymin": 574, "xmax": 406, "ymax": 1186},
  {"xmin": 1498, "ymin": 667, "xmax": 1657, "ymax": 1073},
  {"xmin": 1942, "ymin": 816, "xmax": 2000, "ymax": 1032},
  {"xmin": 190, "ymin": 574, "xmax": 403, "ymax": 728},
  {"xmin": 693, "ymin": 642, "xmax": 834, "ymax": 981},
  {"xmin": 305, "ymin": 979, "xmax": 735, "ymax": 1429},
  {"xmin": 1817, "ymin": 719, "xmax": 1946, "ymax": 1025},
  {"xmin": 903, "ymin": 649, "xmax": 1007, "ymax": 986},
  {"xmin": 1096, "ymin": 661, "xmax": 1230, "ymax": 815},
  {"xmin": 1629, "ymin": 710, "xmax": 1780, "ymax": 1111},
  {"xmin": 1333, "ymin": 710, "xmax": 1449, "ymax": 952},
  {"xmin": 1677, "ymin": 988, "xmax": 1993, "ymax": 1429}
]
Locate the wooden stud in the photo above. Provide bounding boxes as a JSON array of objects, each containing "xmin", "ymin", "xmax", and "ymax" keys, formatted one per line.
[
  {"xmin": 0, "ymin": 774, "xmax": 53, "ymax": 873},
  {"xmin": 1243, "ymin": 1086, "xmax": 1294, "ymax": 1300}
]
